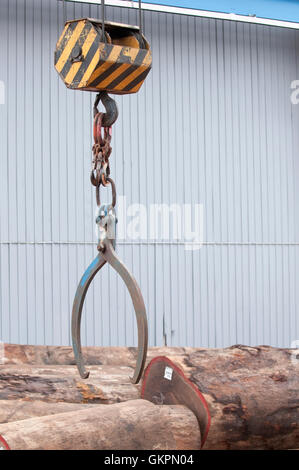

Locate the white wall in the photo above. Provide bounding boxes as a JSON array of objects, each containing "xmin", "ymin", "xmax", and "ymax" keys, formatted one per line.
[{"xmin": 0, "ymin": 0, "xmax": 299, "ymax": 348}]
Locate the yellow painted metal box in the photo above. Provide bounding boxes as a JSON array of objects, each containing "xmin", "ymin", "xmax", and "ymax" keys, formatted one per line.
[{"xmin": 54, "ymin": 18, "xmax": 152, "ymax": 94}]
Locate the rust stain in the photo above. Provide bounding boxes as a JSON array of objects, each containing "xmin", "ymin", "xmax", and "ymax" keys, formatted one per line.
[{"xmin": 76, "ymin": 381, "xmax": 108, "ymax": 403}]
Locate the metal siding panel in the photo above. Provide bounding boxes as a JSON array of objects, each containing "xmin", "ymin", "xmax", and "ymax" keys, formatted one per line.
[
  {"xmin": 182, "ymin": 14, "xmax": 194, "ymax": 346},
  {"xmin": 0, "ymin": 1, "xmax": 8, "ymax": 343},
  {"xmin": 0, "ymin": 0, "xmax": 298, "ymax": 349},
  {"xmin": 158, "ymin": 11, "xmax": 170, "ymax": 346}
]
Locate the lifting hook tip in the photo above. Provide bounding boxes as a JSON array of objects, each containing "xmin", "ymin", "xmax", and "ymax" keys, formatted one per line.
[{"xmin": 94, "ymin": 91, "xmax": 119, "ymax": 127}]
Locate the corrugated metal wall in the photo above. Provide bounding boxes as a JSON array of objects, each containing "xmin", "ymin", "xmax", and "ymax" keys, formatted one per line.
[{"xmin": 0, "ymin": 0, "xmax": 299, "ymax": 348}]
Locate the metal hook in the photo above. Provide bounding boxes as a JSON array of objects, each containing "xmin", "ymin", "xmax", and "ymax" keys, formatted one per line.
[
  {"xmin": 71, "ymin": 227, "xmax": 148, "ymax": 384},
  {"xmin": 93, "ymin": 91, "xmax": 119, "ymax": 127}
]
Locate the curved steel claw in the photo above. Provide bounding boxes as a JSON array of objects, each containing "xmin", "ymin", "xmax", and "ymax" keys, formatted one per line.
[
  {"xmin": 102, "ymin": 239, "xmax": 148, "ymax": 384},
  {"xmin": 71, "ymin": 253, "xmax": 106, "ymax": 379},
  {"xmin": 71, "ymin": 239, "xmax": 148, "ymax": 384}
]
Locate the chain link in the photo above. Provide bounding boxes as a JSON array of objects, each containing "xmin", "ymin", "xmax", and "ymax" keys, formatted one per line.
[
  {"xmin": 90, "ymin": 95, "xmax": 117, "ymax": 213},
  {"xmin": 90, "ymin": 112, "xmax": 112, "ymax": 189}
]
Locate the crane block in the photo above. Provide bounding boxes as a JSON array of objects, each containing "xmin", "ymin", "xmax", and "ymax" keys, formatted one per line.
[{"xmin": 54, "ymin": 18, "xmax": 152, "ymax": 95}]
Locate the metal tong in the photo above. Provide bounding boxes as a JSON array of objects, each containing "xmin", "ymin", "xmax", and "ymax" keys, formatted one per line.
[{"xmin": 71, "ymin": 179, "xmax": 148, "ymax": 384}]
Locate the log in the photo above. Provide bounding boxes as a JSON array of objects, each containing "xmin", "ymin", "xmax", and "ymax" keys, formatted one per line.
[
  {"xmin": 1, "ymin": 344, "xmax": 298, "ymax": 449},
  {"xmin": 184, "ymin": 345, "xmax": 299, "ymax": 450},
  {"xmin": 2, "ymin": 343, "xmax": 190, "ymax": 366},
  {"xmin": 0, "ymin": 365, "xmax": 139, "ymax": 404},
  {"xmin": 0, "ymin": 399, "xmax": 201, "ymax": 450},
  {"xmin": 141, "ymin": 352, "xmax": 299, "ymax": 450},
  {"xmin": 142, "ymin": 356, "xmax": 211, "ymax": 448},
  {"xmin": 0, "ymin": 400, "xmax": 94, "ymax": 424},
  {"xmin": 2, "ymin": 343, "xmax": 136, "ymax": 366}
]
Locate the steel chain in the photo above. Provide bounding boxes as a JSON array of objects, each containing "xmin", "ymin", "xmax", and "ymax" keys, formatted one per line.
[{"xmin": 90, "ymin": 112, "xmax": 112, "ymax": 189}]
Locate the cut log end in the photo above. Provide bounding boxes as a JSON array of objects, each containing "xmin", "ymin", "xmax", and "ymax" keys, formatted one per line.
[
  {"xmin": 0, "ymin": 435, "xmax": 10, "ymax": 450},
  {"xmin": 141, "ymin": 355, "xmax": 211, "ymax": 448}
]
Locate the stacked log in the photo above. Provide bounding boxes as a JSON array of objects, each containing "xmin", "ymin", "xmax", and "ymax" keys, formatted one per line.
[
  {"xmin": 0, "ymin": 344, "xmax": 298, "ymax": 450},
  {"xmin": 0, "ymin": 400, "xmax": 200, "ymax": 450},
  {"xmin": 0, "ymin": 365, "xmax": 138, "ymax": 403}
]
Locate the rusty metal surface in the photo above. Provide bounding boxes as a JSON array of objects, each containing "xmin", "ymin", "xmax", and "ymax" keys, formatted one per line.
[{"xmin": 91, "ymin": 111, "xmax": 113, "ymax": 188}]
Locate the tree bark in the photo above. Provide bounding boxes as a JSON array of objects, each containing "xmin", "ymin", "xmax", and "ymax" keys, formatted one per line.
[
  {"xmin": 0, "ymin": 399, "xmax": 201, "ymax": 450},
  {"xmin": 1, "ymin": 344, "xmax": 298, "ymax": 449}
]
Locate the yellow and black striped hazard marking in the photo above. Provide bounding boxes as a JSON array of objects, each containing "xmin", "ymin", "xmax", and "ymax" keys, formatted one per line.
[{"xmin": 54, "ymin": 19, "xmax": 152, "ymax": 95}]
